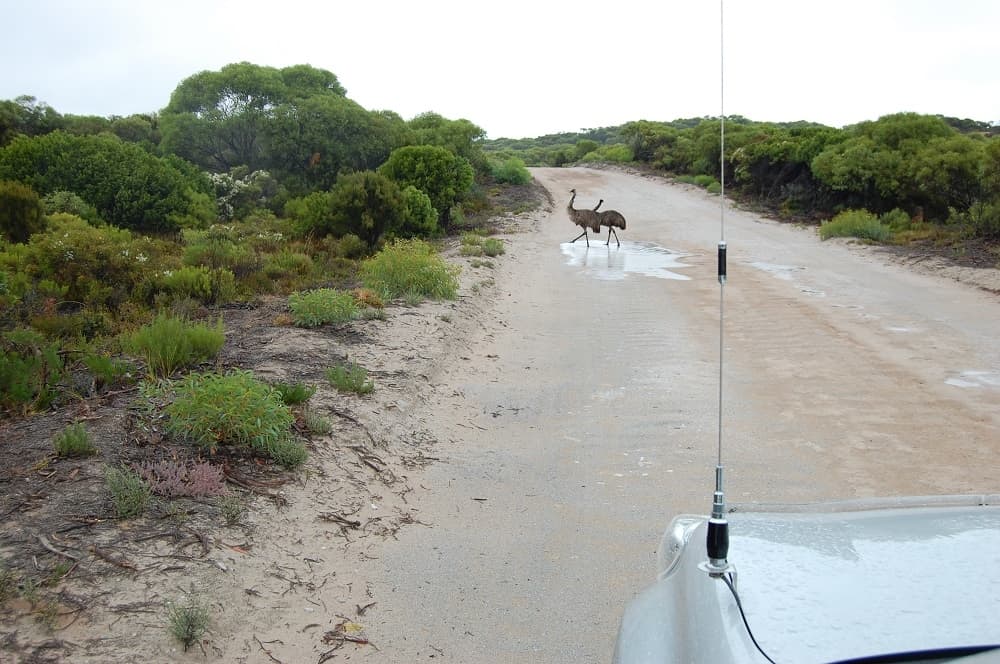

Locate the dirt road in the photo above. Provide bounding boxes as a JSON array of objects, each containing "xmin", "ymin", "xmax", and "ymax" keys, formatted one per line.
[{"xmin": 362, "ymin": 167, "xmax": 1000, "ymax": 662}]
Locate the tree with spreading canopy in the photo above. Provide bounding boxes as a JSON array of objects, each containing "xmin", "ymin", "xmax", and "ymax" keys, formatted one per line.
[{"xmin": 0, "ymin": 131, "xmax": 215, "ymax": 232}]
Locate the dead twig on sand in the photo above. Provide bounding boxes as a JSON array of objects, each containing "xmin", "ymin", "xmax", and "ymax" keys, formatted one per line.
[
  {"xmin": 318, "ymin": 512, "xmax": 361, "ymax": 530},
  {"xmin": 254, "ymin": 635, "xmax": 284, "ymax": 664},
  {"xmin": 330, "ymin": 408, "xmax": 381, "ymax": 447},
  {"xmin": 348, "ymin": 445, "xmax": 398, "ymax": 484}
]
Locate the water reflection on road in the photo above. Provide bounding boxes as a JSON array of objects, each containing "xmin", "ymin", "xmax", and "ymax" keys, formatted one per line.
[{"xmin": 560, "ymin": 240, "xmax": 691, "ymax": 281}]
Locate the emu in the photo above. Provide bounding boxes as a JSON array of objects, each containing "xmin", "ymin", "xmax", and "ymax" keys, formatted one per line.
[
  {"xmin": 567, "ymin": 188, "xmax": 602, "ymax": 246},
  {"xmin": 593, "ymin": 199, "xmax": 627, "ymax": 247}
]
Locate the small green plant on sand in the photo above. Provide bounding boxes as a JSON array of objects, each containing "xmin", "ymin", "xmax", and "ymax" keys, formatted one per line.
[
  {"xmin": 301, "ymin": 407, "xmax": 332, "ymax": 436},
  {"xmin": 287, "ymin": 288, "xmax": 358, "ymax": 327},
  {"xmin": 167, "ymin": 596, "xmax": 211, "ymax": 651},
  {"xmin": 53, "ymin": 422, "xmax": 97, "ymax": 457},
  {"xmin": 481, "ymin": 238, "xmax": 505, "ymax": 257},
  {"xmin": 105, "ymin": 465, "xmax": 152, "ymax": 519},
  {"xmin": 273, "ymin": 381, "xmax": 316, "ymax": 406},
  {"xmin": 218, "ymin": 494, "xmax": 246, "ymax": 526},
  {"xmin": 326, "ymin": 361, "xmax": 374, "ymax": 395}
]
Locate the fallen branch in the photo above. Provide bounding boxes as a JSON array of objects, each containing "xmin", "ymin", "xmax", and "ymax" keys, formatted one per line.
[
  {"xmin": 37, "ymin": 535, "xmax": 81, "ymax": 562},
  {"xmin": 90, "ymin": 545, "xmax": 138, "ymax": 571}
]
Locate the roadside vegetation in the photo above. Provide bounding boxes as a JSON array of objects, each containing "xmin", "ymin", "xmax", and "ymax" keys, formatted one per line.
[
  {"xmin": 0, "ymin": 63, "xmax": 527, "ymax": 651},
  {"xmin": 485, "ymin": 114, "xmax": 1000, "ymax": 259}
]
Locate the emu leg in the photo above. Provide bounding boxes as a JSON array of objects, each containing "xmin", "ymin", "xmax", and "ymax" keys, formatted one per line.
[
  {"xmin": 610, "ymin": 228, "xmax": 620, "ymax": 247},
  {"xmin": 571, "ymin": 230, "xmax": 587, "ymax": 244}
]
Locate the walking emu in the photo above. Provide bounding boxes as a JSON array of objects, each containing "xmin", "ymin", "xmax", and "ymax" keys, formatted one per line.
[
  {"xmin": 567, "ymin": 188, "xmax": 602, "ymax": 246},
  {"xmin": 593, "ymin": 199, "xmax": 627, "ymax": 247}
]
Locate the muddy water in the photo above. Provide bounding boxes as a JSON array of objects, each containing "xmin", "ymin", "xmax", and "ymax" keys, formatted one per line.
[{"xmin": 364, "ymin": 167, "xmax": 1000, "ymax": 663}]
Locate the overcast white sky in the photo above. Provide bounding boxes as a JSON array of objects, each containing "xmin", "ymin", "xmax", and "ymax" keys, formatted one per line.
[{"xmin": 2, "ymin": 0, "xmax": 997, "ymax": 139}]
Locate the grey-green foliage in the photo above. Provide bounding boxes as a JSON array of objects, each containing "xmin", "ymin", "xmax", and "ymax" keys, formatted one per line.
[{"xmin": 105, "ymin": 465, "xmax": 152, "ymax": 519}]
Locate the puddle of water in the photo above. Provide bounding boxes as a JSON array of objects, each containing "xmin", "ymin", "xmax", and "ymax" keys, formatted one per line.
[
  {"xmin": 560, "ymin": 241, "xmax": 691, "ymax": 281},
  {"xmin": 945, "ymin": 370, "xmax": 1000, "ymax": 389},
  {"xmin": 750, "ymin": 262, "xmax": 804, "ymax": 280}
]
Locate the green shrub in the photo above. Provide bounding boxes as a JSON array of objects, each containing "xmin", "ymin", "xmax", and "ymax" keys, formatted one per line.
[
  {"xmin": 181, "ymin": 226, "xmax": 261, "ymax": 278},
  {"xmin": 1, "ymin": 214, "xmax": 151, "ymax": 309},
  {"xmin": 273, "ymin": 381, "xmax": 316, "ymax": 405},
  {"xmin": 398, "ymin": 185, "xmax": 439, "ymax": 238},
  {"xmin": 326, "ymin": 360, "xmax": 374, "ymax": 395},
  {"xmin": 288, "ymin": 288, "xmax": 358, "ymax": 327},
  {"xmin": 261, "ymin": 435, "xmax": 308, "ymax": 470},
  {"xmin": 53, "ymin": 422, "xmax": 96, "ymax": 457},
  {"xmin": 482, "ymin": 238, "xmax": 505, "ymax": 257},
  {"xmin": 41, "ymin": 190, "xmax": 100, "ymax": 224},
  {"xmin": 105, "ymin": 465, "xmax": 152, "ymax": 519},
  {"xmin": 880, "ymin": 208, "xmax": 912, "ymax": 231},
  {"xmin": 360, "ymin": 238, "xmax": 459, "ymax": 301},
  {"xmin": 0, "ymin": 329, "xmax": 63, "ymax": 414},
  {"xmin": 693, "ymin": 174, "xmax": 718, "ymax": 189},
  {"xmin": 301, "ymin": 407, "xmax": 332, "ymax": 435},
  {"xmin": 491, "ymin": 158, "xmax": 532, "ymax": 185},
  {"xmin": 460, "ymin": 244, "xmax": 484, "ymax": 257},
  {"xmin": 263, "ymin": 250, "xmax": 314, "ymax": 279},
  {"xmin": 217, "ymin": 494, "xmax": 246, "ymax": 526},
  {"xmin": 820, "ymin": 209, "xmax": 893, "ymax": 242},
  {"xmin": 0, "ymin": 180, "xmax": 46, "ymax": 243},
  {"xmin": 150, "ymin": 266, "xmax": 236, "ymax": 306},
  {"xmin": 167, "ymin": 596, "xmax": 210, "ymax": 651},
  {"xmin": 82, "ymin": 353, "xmax": 132, "ymax": 389},
  {"xmin": 950, "ymin": 201, "xmax": 1000, "ymax": 241},
  {"xmin": 122, "ymin": 314, "xmax": 225, "ymax": 377},
  {"xmin": 164, "ymin": 369, "xmax": 295, "ymax": 456}
]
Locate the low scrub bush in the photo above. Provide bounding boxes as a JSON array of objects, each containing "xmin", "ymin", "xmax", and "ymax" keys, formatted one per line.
[
  {"xmin": 693, "ymin": 174, "xmax": 718, "ymax": 189},
  {"xmin": 260, "ymin": 435, "xmax": 308, "ymax": 470},
  {"xmin": 482, "ymin": 238, "xmax": 505, "ymax": 257},
  {"xmin": 273, "ymin": 381, "xmax": 316, "ymax": 405},
  {"xmin": 352, "ymin": 288, "xmax": 384, "ymax": 309},
  {"xmin": 491, "ymin": 158, "xmax": 532, "ymax": 185},
  {"xmin": 820, "ymin": 209, "xmax": 892, "ymax": 242},
  {"xmin": 105, "ymin": 465, "xmax": 152, "ymax": 518},
  {"xmin": 301, "ymin": 407, "xmax": 332, "ymax": 436},
  {"xmin": 167, "ymin": 596, "xmax": 210, "ymax": 651},
  {"xmin": 288, "ymin": 288, "xmax": 358, "ymax": 327},
  {"xmin": 122, "ymin": 314, "xmax": 225, "ymax": 377},
  {"xmin": 217, "ymin": 493, "xmax": 246, "ymax": 526},
  {"xmin": 133, "ymin": 459, "xmax": 227, "ymax": 497},
  {"xmin": 143, "ymin": 266, "xmax": 236, "ymax": 306},
  {"xmin": 0, "ymin": 328, "xmax": 63, "ymax": 414},
  {"xmin": 83, "ymin": 353, "xmax": 133, "ymax": 390},
  {"xmin": 326, "ymin": 360, "xmax": 374, "ymax": 395},
  {"xmin": 264, "ymin": 250, "xmax": 314, "ymax": 280},
  {"xmin": 163, "ymin": 370, "xmax": 297, "ymax": 461},
  {"xmin": 53, "ymin": 422, "xmax": 96, "ymax": 457},
  {"xmin": 360, "ymin": 238, "xmax": 459, "ymax": 301}
]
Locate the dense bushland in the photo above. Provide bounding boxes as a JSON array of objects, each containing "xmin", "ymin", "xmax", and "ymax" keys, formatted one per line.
[{"xmin": 485, "ymin": 113, "xmax": 999, "ymax": 251}]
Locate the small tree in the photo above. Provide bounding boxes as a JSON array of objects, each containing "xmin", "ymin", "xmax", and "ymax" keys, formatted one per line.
[{"xmin": 0, "ymin": 180, "xmax": 45, "ymax": 243}]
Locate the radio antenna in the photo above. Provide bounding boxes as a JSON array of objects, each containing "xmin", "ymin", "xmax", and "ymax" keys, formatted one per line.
[{"xmin": 705, "ymin": 0, "xmax": 731, "ymax": 575}]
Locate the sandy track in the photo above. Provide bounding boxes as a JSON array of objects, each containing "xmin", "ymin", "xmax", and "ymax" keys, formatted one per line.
[{"xmin": 360, "ymin": 167, "xmax": 1000, "ymax": 663}]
